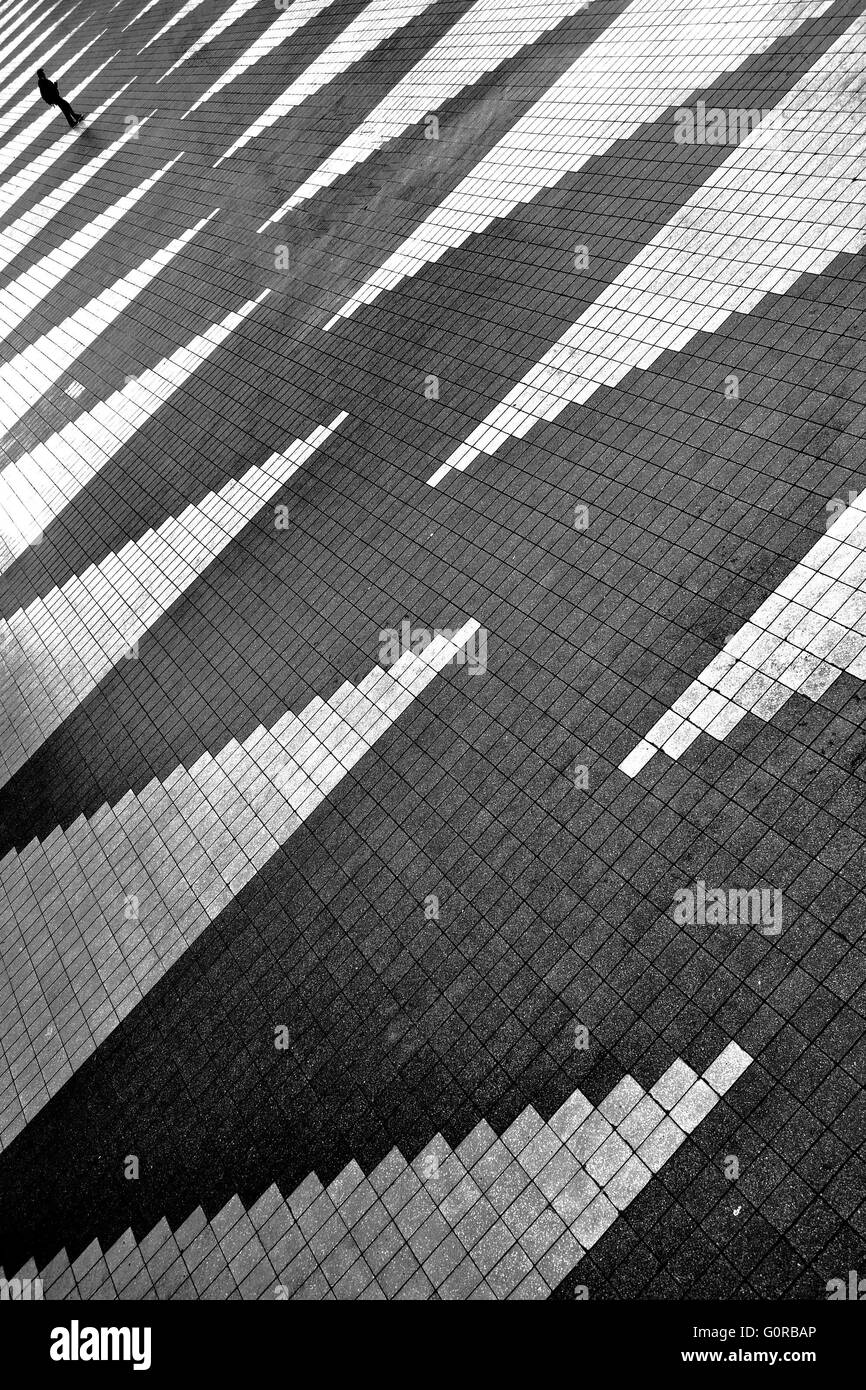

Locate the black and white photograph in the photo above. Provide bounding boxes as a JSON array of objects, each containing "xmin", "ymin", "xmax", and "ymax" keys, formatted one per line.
[{"xmin": 0, "ymin": 0, "xmax": 863, "ymax": 1360}]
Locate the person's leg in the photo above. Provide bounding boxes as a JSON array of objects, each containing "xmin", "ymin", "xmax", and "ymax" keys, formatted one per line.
[{"xmin": 57, "ymin": 97, "xmax": 77, "ymax": 127}]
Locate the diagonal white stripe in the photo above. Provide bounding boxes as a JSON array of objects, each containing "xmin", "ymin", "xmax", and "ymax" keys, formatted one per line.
[
  {"xmin": 212, "ymin": 0, "xmax": 440, "ymax": 164},
  {"xmin": 258, "ymin": 0, "xmax": 596, "ymax": 228},
  {"xmin": 323, "ymin": 0, "xmax": 838, "ymax": 331},
  {"xmin": 620, "ymin": 491, "xmax": 866, "ymax": 776},
  {"xmin": 0, "ymin": 290, "xmax": 272, "ymax": 568},
  {"xmin": 0, "ymin": 209, "xmax": 216, "ymax": 439},
  {"xmin": 0, "ymin": 85, "xmax": 141, "ymax": 280},
  {"xmin": 180, "ymin": 0, "xmax": 337, "ymax": 117},
  {"xmin": 0, "ymin": 0, "xmax": 71, "ymax": 99},
  {"xmin": 0, "ymin": 0, "xmax": 33, "ymax": 38},
  {"xmin": 0, "ymin": 39, "xmax": 112, "ymax": 182},
  {"xmin": 121, "ymin": 0, "xmax": 161, "ymax": 31},
  {"xmin": 0, "ymin": 413, "xmax": 347, "ymax": 784},
  {"xmin": 0, "ymin": 1040, "xmax": 753, "ymax": 1289},
  {"xmin": 0, "ymin": 6, "xmax": 89, "ymax": 129},
  {"xmin": 139, "ymin": 0, "xmax": 210, "ymax": 52},
  {"xmin": 156, "ymin": 0, "xmax": 260, "ymax": 82},
  {"xmin": 0, "ymin": 57, "xmax": 125, "ymax": 219},
  {"xmin": 0, "ymin": 153, "xmax": 184, "ymax": 346},
  {"xmin": 428, "ymin": 18, "xmax": 866, "ymax": 486},
  {"xmin": 0, "ymin": 612, "xmax": 477, "ymax": 1151},
  {"xmin": 0, "ymin": 0, "xmax": 58, "ymax": 62}
]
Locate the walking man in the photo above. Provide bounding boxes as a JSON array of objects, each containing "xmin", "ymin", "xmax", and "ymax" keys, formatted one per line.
[{"xmin": 36, "ymin": 69, "xmax": 83, "ymax": 127}]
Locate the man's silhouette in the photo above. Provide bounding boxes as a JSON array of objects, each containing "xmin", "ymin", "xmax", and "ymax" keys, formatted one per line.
[{"xmin": 36, "ymin": 69, "xmax": 83, "ymax": 128}]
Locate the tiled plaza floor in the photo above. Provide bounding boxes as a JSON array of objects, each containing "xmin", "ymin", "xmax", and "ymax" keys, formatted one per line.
[{"xmin": 0, "ymin": 0, "xmax": 863, "ymax": 1301}]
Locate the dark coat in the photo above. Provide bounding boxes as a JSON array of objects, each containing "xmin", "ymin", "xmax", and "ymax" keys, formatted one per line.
[{"xmin": 38, "ymin": 75, "xmax": 59, "ymax": 105}]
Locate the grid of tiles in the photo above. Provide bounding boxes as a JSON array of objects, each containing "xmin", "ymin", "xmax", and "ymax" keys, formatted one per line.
[
  {"xmin": 209, "ymin": 0, "xmax": 442, "ymax": 155},
  {"xmin": 321, "ymin": 0, "xmax": 850, "ymax": 330},
  {"xmin": 0, "ymin": 1043, "xmax": 753, "ymax": 1299},
  {"xmin": 0, "ymin": 0, "xmax": 863, "ymax": 1303},
  {"xmin": 259, "ymin": 0, "xmax": 596, "ymax": 225},
  {"xmin": 428, "ymin": 16, "xmax": 865, "ymax": 484},
  {"xmin": 621, "ymin": 489, "xmax": 866, "ymax": 775},
  {"xmin": 0, "ymin": 52, "xmax": 127, "ymax": 212},
  {"xmin": 0, "ymin": 201, "xmax": 212, "ymax": 437},
  {"xmin": 0, "ymin": 10, "xmax": 93, "ymax": 143},
  {"xmin": 0, "ymin": 623, "xmax": 480, "ymax": 1149},
  {"xmin": 0, "ymin": 287, "xmax": 270, "ymax": 569},
  {"xmin": 0, "ymin": 39, "xmax": 109, "ymax": 178},
  {"xmin": 0, "ymin": 413, "xmax": 339, "ymax": 780},
  {"xmin": 0, "ymin": 80, "xmax": 138, "ymax": 279}
]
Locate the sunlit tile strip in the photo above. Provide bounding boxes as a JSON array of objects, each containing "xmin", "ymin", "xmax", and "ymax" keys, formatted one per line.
[
  {"xmin": 258, "ymin": 0, "xmax": 594, "ymax": 226},
  {"xmin": 156, "ymin": 0, "xmax": 260, "ymax": 83},
  {"xmin": 0, "ymin": 211, "xmax": 217, "ymax": 438},
  {"xmin": 0, "ymin": 42, "xmax": 112, "ymax": 183},
  {"xmin": 0, "ymin": 154, "xmax": 184, "ymax": 345},
  {"xmin": 0, "ymin": 58, "xmax": 124, "ymax": 218},
  {"xmin": 0, "ymin": 1042, "xmax": 752, "ymax": 1294},
  {"xmin": 0, "ymin": 289, "xmax": 271, "ymax": 568},
  {"xmin": 0, "ymin": 0, "xmax": 57, "ymax": 65},
  {"xmin": 0, "ymin": 85, "xmax": 140, "ymax": 280},
  {"xmin": 121, "ymin": 0, "xmax": 160, "ymax": 31},
  {"xmin": 428, "ymin": 19, "xmax": 866, "ymax": 486},
  {"xmin": 139, "ymin": 0, "xmax": 209, "ymax": 53},
  {"xmin": 0, "ymin": 0, "xmax": 70, "ymax": 94},
  {"xmin": 212, "ymin": 0, "xmax": 439, "ymax": 164},
  {"xmin": 323, "ymin": 0, "xmax": 837, "ymax": 330},
  {"xmin": 0, "ymin": 11, "xmax": 89, "ymax": 136},
  {"xmin": 0, "ymin": 0, "xmax": 33, "ymax": 39},
  {"xmin": 0, "ymin": 413, "xmax": 347, "ymax": 784},
  {"xmin": 180, "ymin": 0, "xmax": 337, "ymax": 117},
  {"xmin": 0, "ymin": 612, "xmax": 478, "ymax": 1150},
  {"xmin": 620, "ymin": 493, "xmax": 866, "ymax": 777}
]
